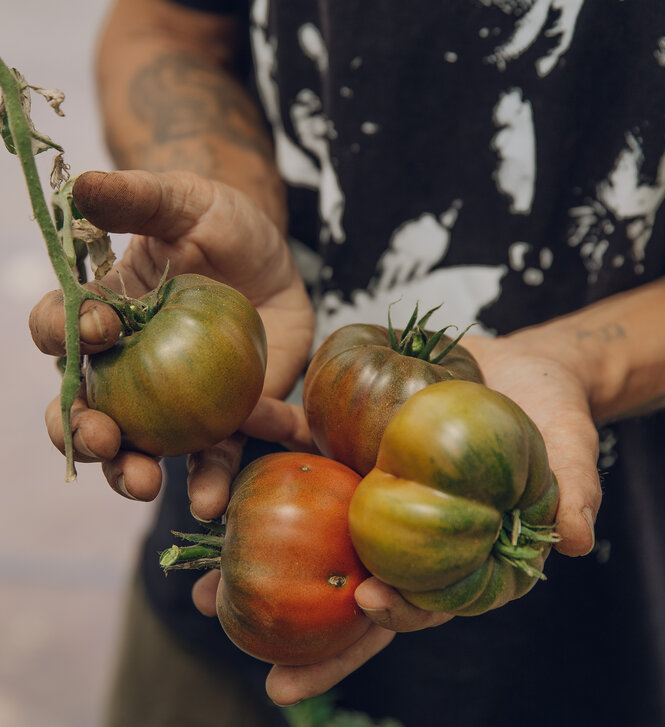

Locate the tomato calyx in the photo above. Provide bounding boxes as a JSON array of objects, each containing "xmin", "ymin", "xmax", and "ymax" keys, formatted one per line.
[
  {"xmin": 159, "ymin": 527, "xmax": 224, "ymax": 572},
  {"xmin": 492, "ymin": 509, "xmax": 561, "ymax": 580},
  {"xmin": 388, "ymin": 302, "xmax": 474, "ymax": 363},
  {"xmin": 95, "ymin": 263, "xmax": 170, "ymax": 335}
]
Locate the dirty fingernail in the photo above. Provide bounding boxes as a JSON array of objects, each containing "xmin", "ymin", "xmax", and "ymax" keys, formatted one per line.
[{"xmin": 79, "ymin": 308, "xmax": 106, "ymax": 344}]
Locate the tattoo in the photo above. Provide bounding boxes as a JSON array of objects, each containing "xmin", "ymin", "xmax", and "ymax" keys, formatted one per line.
[
  {"xmin": 112, "ymin": 52, "xmax": 274, "ymax": 170},
  {"xmin": 575, "ymin": 323, "xmax": 627, "ymax": 344}
]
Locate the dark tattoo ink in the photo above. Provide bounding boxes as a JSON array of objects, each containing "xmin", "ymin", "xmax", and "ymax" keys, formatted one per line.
[{"xmin": 125, "ymin": 52, "xmax": 274, "ymax": 163}]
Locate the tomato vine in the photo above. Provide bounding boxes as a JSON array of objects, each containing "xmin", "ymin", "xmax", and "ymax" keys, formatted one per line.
[{"xmin": 0, "ymin": 59, "xmax": 158, "ymax": 480}]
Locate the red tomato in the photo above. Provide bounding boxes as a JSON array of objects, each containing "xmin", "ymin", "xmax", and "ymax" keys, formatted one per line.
[
  {"xmin": 217, "ymin": 452, "xmax": 371, "ymax": 665},
  {"xmin": 303, "ymin": 312, "xmax": 483, "ymax": 475}
]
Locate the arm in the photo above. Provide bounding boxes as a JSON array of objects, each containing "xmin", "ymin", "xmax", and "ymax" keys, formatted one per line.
[
  {"xmin": 97, "ymin": 0, "xmax": 287, "ymax": 230},
  {"xmin": 462, "ymin": 276, "xmax": 665, "ymax": 556}
]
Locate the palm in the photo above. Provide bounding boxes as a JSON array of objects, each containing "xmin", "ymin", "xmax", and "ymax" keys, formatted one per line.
[{"xmin": 461, "ymin": 332, "xmax": 600, "ymax": 556}]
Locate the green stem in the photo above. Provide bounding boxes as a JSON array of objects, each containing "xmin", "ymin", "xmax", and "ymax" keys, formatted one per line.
[
  {"xmin": 159, "ymin": 544, "xmax": 222, "ymax": 571},
  {"xmin": 0, "ymin": 60, "xmax": 168, "ymax": 481},
  {"xmin": 159, "ymin": 529, "xmax": 224, "ymax": 572},
  {"xmin": 0, "ymin": 59, "xmax": 87, "ymax": 481},
  {"xmin": 492, "ymin": 509, "xmax": 561, "ymax": 581}
]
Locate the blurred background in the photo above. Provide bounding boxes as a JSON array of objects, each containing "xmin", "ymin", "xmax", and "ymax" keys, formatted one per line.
[{"xmin": 0, "ymin": 2, "xmax": 154, "ymax": 725}]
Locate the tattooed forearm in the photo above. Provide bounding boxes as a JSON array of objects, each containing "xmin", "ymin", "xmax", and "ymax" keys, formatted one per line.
[
  {"xmin": 109, "ymin": 52, "xmax": 274, "ymax": 170},
  {"xmin": 103, "ymin": 49, "xmax": 287, "ymax": 229}
]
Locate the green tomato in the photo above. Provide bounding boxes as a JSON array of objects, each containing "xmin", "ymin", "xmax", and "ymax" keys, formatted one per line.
[
  {"xmin": 348, "ymin": 380, "xmax": 559, "ymax": 616},
  {"xmin": 86, "ymin": 274, "xmax": 267, "ymax": 457}
]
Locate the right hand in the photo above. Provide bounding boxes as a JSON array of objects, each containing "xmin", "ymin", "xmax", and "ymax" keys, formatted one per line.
[{"xmin": 30, "ymin": 169, "xmax": 314, "ymax": 517}]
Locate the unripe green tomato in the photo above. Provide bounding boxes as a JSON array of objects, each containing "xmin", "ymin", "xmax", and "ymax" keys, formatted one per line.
[
  {"xmin": 86, "ymin": 274, "xmax": 267, "ymax": 457},
  {"xmin": 348, "ymin": 380, "xmax": 559, "ymax": 616}
]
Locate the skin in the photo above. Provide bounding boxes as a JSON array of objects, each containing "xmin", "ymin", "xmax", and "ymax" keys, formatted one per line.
[{"xmin": 28, "ymin": 0, "xmax": 665, "ymax": 708}]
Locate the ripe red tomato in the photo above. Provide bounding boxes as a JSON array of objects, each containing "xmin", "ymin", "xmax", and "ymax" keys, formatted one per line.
[
  {"xmin": 217, "ymin": 452, "xmax": 371, "ymax": 666},
  {"xmin": 86, "ymin": 274, "xmax": 267, "ymax": 457},
  {"xmin": 303, "ymin": 311, "xmax": 483, "ymax": 475}
]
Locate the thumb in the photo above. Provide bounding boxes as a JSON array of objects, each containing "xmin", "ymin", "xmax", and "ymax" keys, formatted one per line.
[{"xmin": 541, "ymin": 408, "xmax": 601, "ymax": 557}]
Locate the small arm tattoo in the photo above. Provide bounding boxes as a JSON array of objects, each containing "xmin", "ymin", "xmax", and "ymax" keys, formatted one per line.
[{"xmin": 575, "ymin": 323, "xmax": 627, "ymax": 344}]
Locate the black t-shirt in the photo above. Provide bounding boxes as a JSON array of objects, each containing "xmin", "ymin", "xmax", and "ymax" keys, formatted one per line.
[{"xmin": 143, "ymin": 2, "xmax": 665, "ymax": 725}]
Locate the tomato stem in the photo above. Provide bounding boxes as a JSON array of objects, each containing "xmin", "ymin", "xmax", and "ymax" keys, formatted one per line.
[
  {"xmin": 0, "ymin": 60, "xmax": 87, "ymax": 480},
  {"xmin": 387, "ymin": 301, "xmax": 474, "ymax": 363},
  {"xmin": 493, "ymin": 509, "xmax": 561, "ymax": 581},
  {"xmin": 159, "ymin": 545, "xmax": 221, "ymax": 571},
  {"xmin": 0, "ymin": 59, "xmax": 173, "ymax": 480},
  {"xmin": 159, "ymin": 529, "xmax": 225, "ymax": 572}
]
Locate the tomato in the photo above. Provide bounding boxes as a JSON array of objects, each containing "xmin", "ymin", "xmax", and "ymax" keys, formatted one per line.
[
  {"xmin": 216, "ymin": 452, "xmax": 371, "ymax": 666},
  {"xmin": 303, "ymin": 309, "xmax": 484, "ymax": 475},
  {"xmin": 86, "ymin": 273, "xmax": 266, "ymax": 457},
  {"xmin": 348, "ymin": 380, "xmax": 560, "ymax": 616}
]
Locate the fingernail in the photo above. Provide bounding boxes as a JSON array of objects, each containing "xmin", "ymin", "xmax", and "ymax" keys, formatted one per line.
[
  {"xmin": 276, "ymin": 700, "xmax": 302, "ymax": 708},
  {"xmin": 359, "ymin": 607, "xmax": 390, "ymax": 624},
  {"xmin": 75, "ymin": 430, "xmax": 97, "ymax": 459},
  {"xmin": 582, "ymin": 506, "xmax": 596, "ymax": 555},
  {"xmin": 79, "ymin": 308, "xmax": 106, "ymax": 344},
  {"xmin": 189, "ymin": 504, "xmax": 213, "ymax": 523},
  {"xmin": 116, "ymin": 474, "xmax": 138, "ymax": 501}
]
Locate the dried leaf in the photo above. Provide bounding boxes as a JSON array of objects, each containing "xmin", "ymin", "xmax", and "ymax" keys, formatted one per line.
[
  {"xmin": 0, "ymin": 68, "xmax": 63, "ymax": 156},
  {"xmin": 50, "ymin": 151, "xmax": 70, "ymax": 190},
  {"xmin": 30, "ymin": 85, "xmax": 65, "ymax": 116},
  {"xmin": 71, "ymin": 219, "xmax": 116, "ymax": 279}
]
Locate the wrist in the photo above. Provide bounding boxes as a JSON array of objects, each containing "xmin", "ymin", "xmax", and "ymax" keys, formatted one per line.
[{"xmin": 507, "ymin": 278, "xmax": 665, "ymax": 423}]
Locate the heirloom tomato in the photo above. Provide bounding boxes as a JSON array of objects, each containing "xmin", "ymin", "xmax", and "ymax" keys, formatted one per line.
[
  {"xmin": 86, "ymin": 273, "xmax": 267, "ymax": 457},
  {"xmin": 211, "ymin": 452, "xmax": 370, "ymax": 665},
  {"xmin": 348, "ymin": 380, "xmax": 560, "ymax": 616},
  {"xmin": 303, "ymin": 306, "xmax": 484, "ymax": 475}
]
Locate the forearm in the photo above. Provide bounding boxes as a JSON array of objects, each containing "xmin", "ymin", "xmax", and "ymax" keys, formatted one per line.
[
  {"xmin": 95, "ymin": 0, "xmax": 287, "ymax": 232},
  {"xmin": 510, "ymin": 277, "xmax": 665, "ymax": 423}
]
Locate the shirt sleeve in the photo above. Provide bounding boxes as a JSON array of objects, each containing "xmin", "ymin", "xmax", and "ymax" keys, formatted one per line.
[{"xmin": 164, "ymin": 0, "xmax": 247, "ymax": 14}]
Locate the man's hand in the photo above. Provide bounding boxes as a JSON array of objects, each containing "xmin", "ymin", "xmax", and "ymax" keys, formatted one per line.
[
  {"xmin": 191, "ymin": 322, "xmax": 604, "ymax": 705},
  {"xmin": 461, "ymin": 331, "xmax": 601, "ymax": 557},
  {"xmin": 29, "ymin": 169, "xmax": 314, "ymax": 518}
]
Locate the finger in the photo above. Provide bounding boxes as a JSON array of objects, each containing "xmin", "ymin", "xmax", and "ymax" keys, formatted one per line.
[
  {"xmin": 187, "ymin": 434, "xmax": 245, "ymax": 521},
  {"xmin": 192, "ymin": 570, "xmax": 220, "ymax": 618},
  {"xmin": 241, "ymin": 398, "xmax": 316, "ymax": 452},
  {"xmin": 45, "ymin": 394, "xmax": 122, "ymax": 462},
  {"xmin": 266, "ymin": 625, "xmax": 395, "ymax": 707},
  {"xmin": 75, "ymin": 170, "xmax": 295, "ymax": 303},
  {"xmin": 539, "ymin": 409, "xmax": 601, "ymax": 557},
  {"xmin": 29, "ymin": 289, "xmax": 123, "ymax": 356},
  {"xmin": 355, "ymin": 577, "xmax": 454, "ymax": 633},
  {"xmin": 73, "ymin": 170, "xmax": 213, "ymax": 241},
  {"xmin": 102, "ymin": 451, "xmax": 163, "ymax": 502}
]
